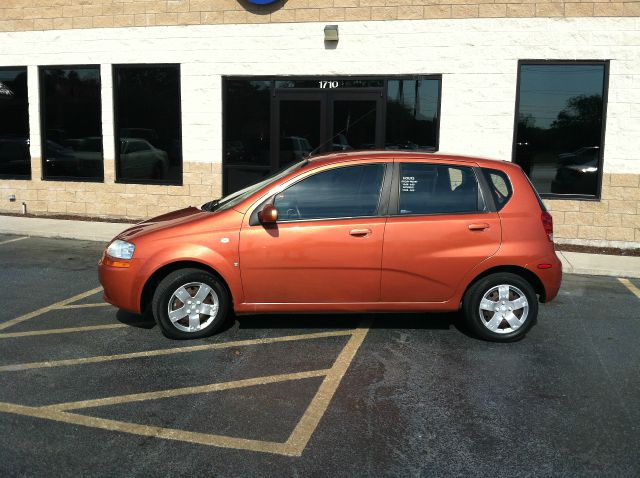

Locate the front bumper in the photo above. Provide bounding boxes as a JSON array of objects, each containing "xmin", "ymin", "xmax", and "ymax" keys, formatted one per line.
[{"xmin": 98, "ymin": 253, "xmax": 143, "ymax": 314}]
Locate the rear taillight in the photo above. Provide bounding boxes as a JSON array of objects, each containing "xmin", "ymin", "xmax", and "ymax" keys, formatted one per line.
[{"xmin": 541, "ymin": 211, "xmax": 553, "ymax": 242}]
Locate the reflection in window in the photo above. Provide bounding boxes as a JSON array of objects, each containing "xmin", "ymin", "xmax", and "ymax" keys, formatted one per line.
[
  {"xmin": 275, "ymin": 164, "xmax": 385, "ymax": 221},
  {"xmin": 514, "ymin": 63, "xmax": 607, "ymax": 197},
  {"xmin": 223, "ymin": 80, "xmax": 271, "ymax": 194},
  {"xmin": 386, "ymin": 79, "xmax": 439, "ymax": 151},
  {"xmin": 0, "ymin": 68, "xmax": 30, "ymax": 179},
  {"xmin": 399, "ymin": 163, "xmax": 481, "ymax": 215},
  {"xmin": 41, "ymin": 66, "xmax": 103, "ymax": 181},
  {"xmin": 114, "ymin": 65, "xmax": 182, "ymax": 184}
]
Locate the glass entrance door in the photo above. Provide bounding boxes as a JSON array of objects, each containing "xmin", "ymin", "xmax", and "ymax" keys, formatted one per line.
[
  {"xmin": 274, "ymin": 90, "xmax": 383, "ymax": 168},
  {"xmin": 328, "ymin": 92, "xmax": 383, "ymax": 152},
  {"xmin": 275, "ymin": 93, "xmax": 324, "ymax": 170}
]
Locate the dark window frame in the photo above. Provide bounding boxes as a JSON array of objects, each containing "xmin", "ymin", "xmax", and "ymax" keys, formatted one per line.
[
  {"xmin": 0, "ymin": 66, "xmax": 30, "ymax": 180},
  {"xmin": 38, "ymin": 64, "xmax": 104, "ymax": 183},
  {"xmin": 112, "ymin": 63, "xmax": 183, "ymax": 186},
  {"xmin": 221, "ymin": 75, "xmax": 442, "ymax": 196},
  {"xmin": 511, "ymin": 59, "xmax": 610, "ymax": 201}
]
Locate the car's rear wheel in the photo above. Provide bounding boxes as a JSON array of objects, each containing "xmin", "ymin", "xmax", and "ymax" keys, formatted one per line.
[
  {"xmin": 152, "ymin": 268, "xmax": 230, "ymax": 339},
  {"xmin": 462, "ymin": 272, "xmax": 538, "ymax": 342}
]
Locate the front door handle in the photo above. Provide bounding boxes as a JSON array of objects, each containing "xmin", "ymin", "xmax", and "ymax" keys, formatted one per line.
[
  {"xmin": 468, "ymin": 223, "xmax": 490, "ymax": 231},
  {"xmin": 350, "ymin": 228, "xmax": 372, "ymax": 237}
]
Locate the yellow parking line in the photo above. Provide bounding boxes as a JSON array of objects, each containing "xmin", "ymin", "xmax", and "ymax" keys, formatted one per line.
[
  {"xmin": 57, "ymin": 303, "xmax": 112, "ymax": 310},
  {"xmin": 285, "ymin": 320, "xmax": 371, "ymax": 456},
  {"xmin": 0, "ymin": 329, "xmax": 354, "ymax": 372},
  {"xmin": 43, "ymin": 369, "xmax": 330, "ymax": 411},
  {"xmin": 0, "ymin": 324, "xmax": 127, "ymax": 339},
  {"xmin": 0, "ymin": 321, "xmax": 371, "ymax": 456},
  {"xmin": 0, "ymin": 401, "xmax": 293, "ymax": 456},
  {"xmin": 0, "ymin": 287, "xmax": 103, "ymax": 332},
  {"xmin": 0, "ymin": 236, "xmax": 29, "ymax": 246},
  {"xmin": 619, "ymin": 278, "xmax": 640, "ymax": 299}
]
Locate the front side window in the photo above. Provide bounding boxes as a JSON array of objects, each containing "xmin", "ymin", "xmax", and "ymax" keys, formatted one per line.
[
  {"xmin": 40, "ymin": 66, "xmax": 103, "ymax": 181},
  {"xmin": 114, "ymin": 64, "xmax": 182, "ymax": 184},
  {"xmin": 274, "ymin": 164, "xmax": 385, "ymax": 221},
  {"xmin": 399, "ymin": 163, "xmax": 482, "ymax": 215},
  {"xmin": 514, "ymin": 62, "xmax": 608, "ymax": 198},
  {"xmin": 0, "ymin": 67, "xmax": 30, "ymax": 179}
]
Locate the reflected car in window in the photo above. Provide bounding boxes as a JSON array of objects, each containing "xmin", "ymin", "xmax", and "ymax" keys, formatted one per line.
[
  {"xmin": 119, "ymin": 138, "xmax": 169, "ymax": 180},
  {"xmin": 551, "ymin": 146, "xmax": 600, "ymax": 195},
  {"xmin": 99, "ymin": 151, "xmax": 562, "ymax": 343}
]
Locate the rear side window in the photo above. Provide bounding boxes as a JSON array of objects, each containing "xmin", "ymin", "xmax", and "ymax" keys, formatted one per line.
[
  {"xmin": 481, "ymin": 168, "xmax": 513, "ymax": 211},
  {"xmin": 398, "ymin": 163, "xmax": 483, "ymax": 215}
]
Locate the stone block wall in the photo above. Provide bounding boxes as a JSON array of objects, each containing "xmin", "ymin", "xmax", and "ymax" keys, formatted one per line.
[
  {"xmin": 546, "ymin": 173, "xmax": 640, "ymax": 246},
  {"xmin": 0, "ymin": 160, "xmax": 222, "ymax": 220},
  {"xmin": 0, "ymin": 0, "xmax": 639, "ymax": 33}
]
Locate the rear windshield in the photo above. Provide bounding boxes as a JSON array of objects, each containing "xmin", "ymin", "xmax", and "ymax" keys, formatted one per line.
[{"xmin": 481, "ymin": 168, "xmax": 513, "ymax": 211}]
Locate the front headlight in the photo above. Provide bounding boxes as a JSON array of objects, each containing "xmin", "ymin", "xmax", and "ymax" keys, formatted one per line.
[{"xmin": 106, "ymin": 240, "xmax": 136, "ymax": 260}]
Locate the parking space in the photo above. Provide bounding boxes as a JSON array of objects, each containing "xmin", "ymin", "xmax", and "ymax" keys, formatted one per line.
[{"xmin": 1, "ymin": 234, "xmax": 639, "ymax": 477}]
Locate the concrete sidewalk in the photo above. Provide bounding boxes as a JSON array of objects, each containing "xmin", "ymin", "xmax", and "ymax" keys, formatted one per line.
[
  {"xmin": 0, "ymin": 215, "xmax": 130, "ymax": 243},
  {"xmin": 1, "ymin": 214, "xmax": 639, "ymax": 278}
]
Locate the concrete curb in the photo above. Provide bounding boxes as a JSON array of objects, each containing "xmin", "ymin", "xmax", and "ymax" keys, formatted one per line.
[{"xmin": 557, "ymin": 251, "xmax": 640, "ymax": 279}]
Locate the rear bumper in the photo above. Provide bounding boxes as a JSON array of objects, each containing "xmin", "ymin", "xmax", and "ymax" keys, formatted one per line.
[{"xmin": 533, "ymin": 252, "xmax": 563, "ymax": 302}]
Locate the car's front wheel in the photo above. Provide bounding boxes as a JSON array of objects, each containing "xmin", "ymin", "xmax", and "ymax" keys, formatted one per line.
[
  {"xmin": 152, "ymin": 268, "xmax": 230, "ymax": 339},
  {"xmin": 462, "ymin": 272, "xmax": 538, "ymax": 342}
]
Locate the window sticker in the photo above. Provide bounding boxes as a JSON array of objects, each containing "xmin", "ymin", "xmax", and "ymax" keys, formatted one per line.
[{"xmin": 401, "ymin": 176, "xmax": 417, "ymax": 192}]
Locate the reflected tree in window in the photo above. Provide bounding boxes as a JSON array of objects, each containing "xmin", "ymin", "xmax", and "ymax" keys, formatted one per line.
[
  {"xmin": 385, "ymin": 79, "xmax": 439, "ymax": 151},
  {"xmin": 514, "ymin": 63, "xmax": 607, "ymax": 197}
]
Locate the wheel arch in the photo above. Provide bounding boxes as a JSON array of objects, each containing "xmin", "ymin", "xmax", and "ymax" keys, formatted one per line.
[
  {"xmin": 140, "ymin": 260, "xmax": 234, "ymax": 314},
  {"xmin": 462, "ymin": 265, "xmax": 546, "ymax": 304}
]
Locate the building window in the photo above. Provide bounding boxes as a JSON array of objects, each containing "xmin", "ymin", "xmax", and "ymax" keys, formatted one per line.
[
  {"xmin": 514, "ymin": 61, "xmax": 608, "ymax": 198},
  {"xmin": 386, "ymin": 79, "xmax": 440, "ymax": 151},
  {"xmin": 223, "ymin": 79, "xmax": 271, "ymax": 194},
  {"xmin": 113, "ymin": 64, "xmax": 182, "ymax": 185},
  {"xmin": 40, "ymin": 66, "xmax": 103, "ymax": 181},
  {"xmin": 0, "ymin": 67, "xmax": 30, "ymax": 179}
]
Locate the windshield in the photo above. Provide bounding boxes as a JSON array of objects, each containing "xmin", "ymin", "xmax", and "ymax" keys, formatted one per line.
[{"xmin": 203, "ymin": 160, "xmax": 308, "ymax": 213}]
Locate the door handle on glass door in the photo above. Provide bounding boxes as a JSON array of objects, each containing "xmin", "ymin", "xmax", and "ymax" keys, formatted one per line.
[
  {"xmin": 349, "ymin": 228, "xmax": 372, "ymax": 237},
  {"xmin": 468, "ymin": 223, "xmax": 490, "ymax": 231}
]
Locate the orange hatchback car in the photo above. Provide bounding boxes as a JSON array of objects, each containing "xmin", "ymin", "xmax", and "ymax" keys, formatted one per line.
[{"xmin": 99, "ymin": 152, "xmax": 562, "ymax": 342}]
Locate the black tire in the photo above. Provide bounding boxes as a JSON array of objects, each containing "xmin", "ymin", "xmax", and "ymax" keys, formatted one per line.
[
  {"xmin": 152, "ymin": 268, "xmax": 230, "ymax": 340},
  {"xmin": 462, "ymin": 272, "xmax": 538, "ymax": 342}
]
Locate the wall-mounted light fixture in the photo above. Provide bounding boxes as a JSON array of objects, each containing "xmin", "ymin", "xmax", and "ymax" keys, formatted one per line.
[{"xmin": 324, "ymin": 25, "xmax": 339, "ymax": 42}]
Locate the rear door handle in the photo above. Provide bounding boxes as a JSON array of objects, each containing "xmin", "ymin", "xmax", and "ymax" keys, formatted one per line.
[
  {"xmin": 350, "ymin": 228, "xmax": 372, "ymax": 237},
  {"xmin": 468, "ymin": 223, "xmax": 490, "ymax": 231}
]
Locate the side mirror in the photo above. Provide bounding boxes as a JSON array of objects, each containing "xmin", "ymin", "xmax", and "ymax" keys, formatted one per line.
[{"xmin": 259, "ymin": 203, "xmax": 278, "ymax": 224}]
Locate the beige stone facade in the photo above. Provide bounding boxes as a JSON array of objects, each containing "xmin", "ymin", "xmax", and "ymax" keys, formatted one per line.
[
  {"xmin": 545, "ymin": 173, "xmax": 640, "ymax": 245},
  {"xmin": 0, "ymin": 160, "xmax": 222, "ymax": 220},
  {"xmin": 1, "ymin": 0, "xmax": 640, "ymax": 32}
]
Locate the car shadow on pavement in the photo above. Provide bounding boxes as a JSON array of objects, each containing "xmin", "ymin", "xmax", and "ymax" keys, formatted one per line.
[
  {"xmin": 113, "ymin": 309, "xmax": 475, "ymax": 339},
  {"xmin": 116, "ymin": 309, "xmax": 157, "ymax": 330},
  {"xmin": 234, "ymin": 311, "xmax": 474, "ymax": 338}
]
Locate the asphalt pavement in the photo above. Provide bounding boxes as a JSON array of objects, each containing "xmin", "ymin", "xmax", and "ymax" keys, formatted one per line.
[{"xmin": 0, "ymin": 234, "xmax": 639, "ymax": 477}]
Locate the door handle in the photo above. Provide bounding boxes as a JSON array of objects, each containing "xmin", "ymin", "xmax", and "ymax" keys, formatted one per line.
[
  {"xmin": 350, "ymin": 228, "xmax": 372, "ymax": 237},
  {"xmin": 468, "ymin": 223, "xmax": 490, "ymax": 231}
]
